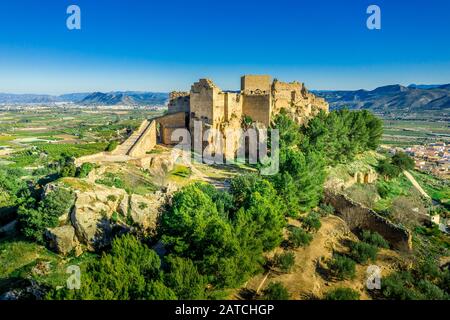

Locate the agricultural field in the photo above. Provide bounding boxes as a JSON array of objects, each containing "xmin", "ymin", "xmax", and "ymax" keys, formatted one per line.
[
  {"xmin": 382, "ymin": 118, "xmax": 450, "ymax": 147},
  {"xmin": 0, "ymin": 107, "xmax": 165, "ymax": 168}
]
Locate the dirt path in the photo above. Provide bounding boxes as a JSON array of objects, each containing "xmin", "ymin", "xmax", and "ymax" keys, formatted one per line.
[{"xmin": 403, "ymin": 170, "xmax": 431, "ymax": 199}]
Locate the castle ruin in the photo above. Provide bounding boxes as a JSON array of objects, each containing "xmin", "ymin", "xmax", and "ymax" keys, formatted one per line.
[
  {"xmin": 159, "ymin": 75, "xmax": 329, "ymax": 149},
  {"xmin": 76, "ymin": 75, "xmax": 328, "ymax": 164}
]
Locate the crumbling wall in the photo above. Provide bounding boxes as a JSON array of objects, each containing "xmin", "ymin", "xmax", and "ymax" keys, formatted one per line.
[
  {"xmin": 190, "ymin": 79, "xmax": 216, "ymax": 126},
  {"xmin": 168, "ymin": 91, "xmax": 190, "ymax": 114},
  {"xmin": 224, "ymin": 92, "xmax": 242, "ymax": 122},
  {"xmin": 324, "ymin": 191, "xmax": 412, "ymax": 252},
  {"xmin": 156, "ymin": 112, "xmax": 188, "ymax": 145},
  {"xmin": 272, "ymin": 80, "xmax": 303, "ymax": 113}
]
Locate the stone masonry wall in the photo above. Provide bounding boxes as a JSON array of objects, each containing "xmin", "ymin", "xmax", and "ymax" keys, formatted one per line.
[
  {"xmin": 155, "ymin": 111, "xmax": 188, "ymax": 145},
  {"xmin": 241, "ymin": 75, "xmax": 272, "ymax": 93},
  {"xmin": 168, "ymin": 91, "xmax": 190, "ymax": 114},
  {"xmin": 324, "ymin": 190, "xmax": 412, "ymax": 252},
  {"xmin": 242, "ymin": 93, "xmax": 272, "ymax": 126}
]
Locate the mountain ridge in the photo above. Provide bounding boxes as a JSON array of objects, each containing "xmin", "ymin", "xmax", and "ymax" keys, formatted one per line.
[
  {"xmin": 0, "ymin": 91, "xmax": 169, "ymax": 106},
  {"xmin": 315, "ymin": 84, "xmax": 450, "ymax": 111}
]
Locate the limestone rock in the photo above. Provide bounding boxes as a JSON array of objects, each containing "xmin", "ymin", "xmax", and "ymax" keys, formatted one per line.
[
  {"xmin": 70, "ymin": 187, "xmax": 126, "ymax": 251},
  {"xmin": 46, "ymin": 225, "xmax": 78, "ymax": 256},
  {"xmin": 129, "ymin": 193, "xmax": 165, "ymax": 231}
]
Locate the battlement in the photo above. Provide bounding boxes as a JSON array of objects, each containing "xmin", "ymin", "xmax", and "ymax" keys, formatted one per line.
[{"xmin": 191, "ymin": 79, "xmax": 219, "ymax": 93}]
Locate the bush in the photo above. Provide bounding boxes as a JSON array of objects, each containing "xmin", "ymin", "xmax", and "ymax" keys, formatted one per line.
[
  {"xmin": 361, "ymin": 230, "xmax": 389, "ymax": 249},
  {"xmin": 325, "ymin": 287, "xmax": 360, "ymax": 300},
  {"xmin": 262, "ymin": 282, "xmax": 290, "ymax": 300},
  {"xmin": 416, "ymin": 280, "xmax": 448, "ymax": 300},
  {"xmin": 59, "ymin": 156, "xmax": 76, "ymax": 177},
  {"xmin": 288, "ymin": 227, "xmax": 313, "ymax": 248},
  {"xmin": 318, "ymin": 203, "xmax": 335, "ymax": 216},
  {"xmin": 301, "ymin": 213, "xmax": 321, "ymax": 233},
  {"xmin": 391, "ymin": 152, "xmax": 415, "ymax": 171},
  {"xmin": 76, "ymin": 162, "xmax": 94, "ymax": 178},
  {"xmin": 18, "ymin": 188, "xmax": 75, "ymax": 243},
  {"xmin": 273, "ymin": 251, "xmax": 295, "ymax": 273},
  {"xmin": 47, "ymin": 235, "xmax": 177, "ymax": 300},
  {"xmin": 326, "ymin": 254, "xmax": 356, "ymax": 280},
  {"xmin": 377, "ymin": 159, "xmax": 401, "ymax": 178},
  {"xmin": 107, "ymin": 195, "xmax": 117, "ymax": 202},
  {"xmin": 350, "ymin": 242, "xmax": 378, "ymax": 264},
  {"xmin": 106, "ymin": 141, "xmax": 118, "ymax": 152},
  {"xmin": 164, "ymin": 255, "xmax": 206, "ymax": 300},
  {"xmin": 381, "ymin": 271, "xmax": 419, "ymax": 300}
]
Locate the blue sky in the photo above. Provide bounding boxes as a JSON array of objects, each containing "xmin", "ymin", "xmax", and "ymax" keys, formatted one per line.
[{"xmin": 0, "ymin": 0, "xmax": 449, "ymax": 94}]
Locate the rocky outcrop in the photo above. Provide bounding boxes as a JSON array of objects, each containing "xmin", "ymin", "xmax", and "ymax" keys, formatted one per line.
[
  {"xmin": 129, "ymin": 194, "xmax": 163, "ymax": 231},
  {"xmin": 45, "ymin": 225, "xmax": 78, "ymax": 256},
  {"xmin": 64, "ymin": 184, "xmax": 175, "ymax": 252},
  {"xmin": 70, "ymin": 187, "xmax": 126, "ymax": 251}
]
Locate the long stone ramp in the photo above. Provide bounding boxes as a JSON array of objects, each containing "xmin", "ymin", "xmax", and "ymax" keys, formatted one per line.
[{"xmin": 112, "ymin": 119, "xmax": 155, "ymax": 156}]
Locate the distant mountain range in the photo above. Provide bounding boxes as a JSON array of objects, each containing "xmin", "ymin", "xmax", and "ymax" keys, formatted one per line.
[
  {"xmin": 1, "ymin": 83, "xmax": 449, "ymax": 110},
  {"xmin": 79, "ymin": 91, "xmax": 169, "ymax": 106},
  {"xmin": 0, "ymin": 91, "xmax": 168, "ymax": 106},
  {"xmin": 315, "ymin": 84, "xmax": 450, "ymax": 111}
]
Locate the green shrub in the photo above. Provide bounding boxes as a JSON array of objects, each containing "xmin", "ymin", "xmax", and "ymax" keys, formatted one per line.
[
  {"xmin": 107, "ymin": 195, "xmax": 117, "ymax": 202},
  {"xmin": 301, "ymin": 213, "xmax": 321, "ymax": 233},
  {"xmin": 106, "ymin": 141, "xmax": 118, "ymax": 152},
  {"xmin": 377, "ymin": 159, "xmax": 401, "ymax": 178},
  {"xmin": 18, "ymin": 188, "xmax": 74, "ymax": 243},
  {"xmin": 350, "ymin": 242, "xmax": 378, "ymax": 264},
  {"xmin": 416, "ymin": 280, "xmax": 448, "ymax": 300},
  {"xmin": 361, "ymin": 230, "xmax": 389, "ymax": 249},
  {"xmin": 381, "ymin": 271, "xmax": 419, "ymax": 300},
  {"xmin": 59, "ymin": 156, "xmax": 76, "ymax": 177},
  {"xmin": 111, "ymin": 211, "xmax": 119, "ymax": 223},
  {"xmin": 318, "ymin": 203, "xmax": 335, "ymax": 216},
  {"xmin": 326, "ymin": 254, "xmax": 356, "ymax": 280},
  {"xmin": 138, "ymin": 202, "xmax": 148, "ymax": 210},
  {"xmin": 76, "ymin": 162, "xmax": 94, "ymax": 178},
  {"xmin": 325, "ymin": 287, "xmax": 360, "ymax": 300},
  {"xmin": 262, "ymin": 282, "xmax": 290, "ymax": 300},
  {"xmin": 47, "ymin": 235, "xmax": 177, "ymax": 300},
  {"xmin": 273, "ymin": 251, "xmax": 295, "ymax": 273},
  {"xmin": 288, "ymin": 227, "xmax": 313, "ymax": 248},
  {"xmin": 391, "ymin": 152, "xmax": 415, "ymax": 171}
]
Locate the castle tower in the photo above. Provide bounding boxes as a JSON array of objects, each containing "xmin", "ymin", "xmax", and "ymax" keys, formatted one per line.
[{"xmin": 241, "ymin": 75, "xmax": 272, "ymax": 126}]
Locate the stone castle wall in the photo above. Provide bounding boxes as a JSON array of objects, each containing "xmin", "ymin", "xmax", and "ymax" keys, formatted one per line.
[
  {"xmin": 162, "ymin": 74, "xmax": 329, "ymax": 157},
  {"xmin": 224, "ymin": 92, "xmax": 242, "ymax": 122},
  {"xmin": 242, "ymin": 93, "xmax": 272, "ymax": 126},
  {"xmin": 190, "ymin": 79, "xmax": 216, "ymax": 127},
  {"xmin": 155, "ymin": 112, "xmax": 187, "ymax": 145},
  {"xmin": 168, "ymin": 91, "xmax": 190, "ymax": 114},
  {"xmin": 241, "ymin": 75, "xmax": 272, "ymax": 93},
  {"xmin": 324, "ymin": 191, "xmax": 413, "ymax": 252}
]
